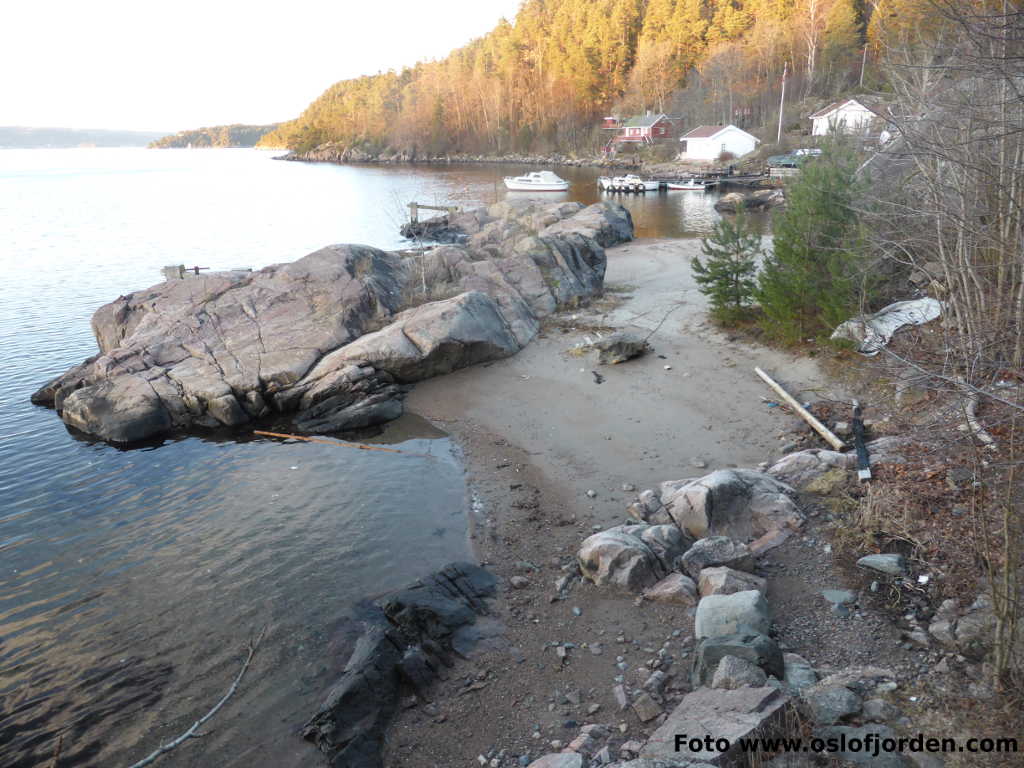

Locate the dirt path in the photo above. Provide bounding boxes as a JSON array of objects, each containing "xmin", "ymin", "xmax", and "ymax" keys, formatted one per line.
[{"xmin": 378, "ymin": 239, "xmax": 923, "ymax": 768}]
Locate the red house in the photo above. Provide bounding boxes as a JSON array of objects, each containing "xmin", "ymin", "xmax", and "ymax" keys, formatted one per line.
[{"xmin": 602, "ymin": 114, "xmax": 675, "ymax": 151}]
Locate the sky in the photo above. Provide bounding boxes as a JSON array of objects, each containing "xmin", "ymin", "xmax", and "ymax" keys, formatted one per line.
[{"xmin": 1, "ymin": 0, "xmax": 523, "ymax": 132}]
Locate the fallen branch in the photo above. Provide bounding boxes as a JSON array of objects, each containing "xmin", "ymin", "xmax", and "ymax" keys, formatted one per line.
[
  {"xmin": 754, "ymin": 367, "xmax": 845, "ymax": 451},
  {"xmin": 957, "ymin": 377, "xmax": 997, "ymax": 449},
  {"xmin": 125, "ymin": 626, "xmax": 267, "ymax": 768},
  {"xmin": 643, "ymin": 302, "xmax": 684, "ymax": 344}
]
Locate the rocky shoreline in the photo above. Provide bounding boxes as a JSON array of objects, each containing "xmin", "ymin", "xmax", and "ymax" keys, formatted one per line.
[
  {"xmin": 276, "ymin": 143, "xmax": 641, "ymax": 169},
  {"xmin": 31, "ymin": 200, "xmax": 632, "ymax": 444}
]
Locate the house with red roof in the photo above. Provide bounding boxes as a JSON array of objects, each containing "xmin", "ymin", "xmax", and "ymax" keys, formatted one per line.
[
  {"xmin": 678, "ymin": 125, "xmax": 760, "ymax": 161},
  {"xmin": 601, "ymin": 114, "xmax": 675, "ymax": 152}
]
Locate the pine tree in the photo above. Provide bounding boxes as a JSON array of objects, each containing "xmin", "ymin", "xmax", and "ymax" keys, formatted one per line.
[
  {"xmin": 692, "ymin": 206, "xmax": 761, "ymax": 325},
  {"xmin": 755, "ymin": 139, "xmax": 868, "ymax": 343}
]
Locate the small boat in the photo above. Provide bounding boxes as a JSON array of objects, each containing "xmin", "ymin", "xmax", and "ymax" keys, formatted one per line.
[
  {"xmin": 598, "ymin": 174, "xmax": 657, "ymax": 193},
  {"xmin": 666, "ymin": 177, "xmax": 716, "ymax": 191},
  {"xmin": 503, "ymin": 170, "xmax": 570, "ymax": 191}
]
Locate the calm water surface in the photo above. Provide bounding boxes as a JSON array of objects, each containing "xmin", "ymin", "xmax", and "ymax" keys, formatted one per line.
[{"xmin": 0, "ymin": 149, "xmax": 726, "ymax": 767}]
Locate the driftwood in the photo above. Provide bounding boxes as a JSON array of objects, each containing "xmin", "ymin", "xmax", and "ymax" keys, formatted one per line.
[
  {"xmin": 754, "ymin": 367, "xmax": 845, "ymax": 451},
  {"xmin": 957, "ymin": 377, "xmax": 997, "ymax": 448},
  {"xmin": 125, "ymin": 627, "xmax": 267, "ymax": 768}
]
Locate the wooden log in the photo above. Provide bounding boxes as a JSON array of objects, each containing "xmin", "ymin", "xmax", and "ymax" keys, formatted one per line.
[{"xmin": 753, "ymin": 367, "xmax": 845, "ymax": 451}]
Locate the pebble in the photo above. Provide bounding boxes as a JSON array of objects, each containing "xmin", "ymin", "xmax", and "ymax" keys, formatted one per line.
[
  {"xmin": 691, "ymin": 458, "xmax": 707, "ymax": 469},
  {"xmin": 572, "ymin": 606, "xmax": 582, "ymax": 616},
  {"xmin": 586, "ymin": 489, "xmax": 597, "ymax": 498},
  {"xmin": 622, "ymin": 483, "xmax": 636, "ymax": 492}
]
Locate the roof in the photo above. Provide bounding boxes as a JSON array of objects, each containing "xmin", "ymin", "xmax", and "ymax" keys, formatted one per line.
[
  {"xmin": 809, "ymin": 97, "xmax": 887, "ymax": 119},
  {"xmin": 622, "ymin": 113, "xmax": 668, "ymax": 128},
  {"xmin": 680, "ymin": 124, "xmax": 759, "ymax": 141}
]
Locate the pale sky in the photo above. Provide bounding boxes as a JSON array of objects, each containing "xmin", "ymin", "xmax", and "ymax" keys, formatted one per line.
[{"xmin": 1, "ymin": 0, "xmax": 523, "ymax": 132}]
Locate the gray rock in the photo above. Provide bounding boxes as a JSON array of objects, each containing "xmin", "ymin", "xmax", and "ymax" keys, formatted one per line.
[
  {"xmin": 527, "ymin": 754, "xmax": 583, "ymax": 768},
  {"xmin": 767, "ymin": 449, "xmax": 856, "ymax": 488},
  {"xmin": 857, "ymin": 554, "xmax": 908, "ymax": 576},
  {"xmin": 659, "ymin": 469, "xmax": 802, "ymax": 541},
  {"xmin": 691, "ymin": 633, "xmax": 785, "ymax": 687},
  {"xmin": 801, "ymin": 683, "xmax": 862, "ymax": 725},
  {"xmin": 927, "ymin": 598, "xmax": 959, "ymax": 649},
  {"xmin": 695, "ymin": 590, "xmax": 771, "ymax": 640},
  {"xmin": 955, "ymin": 594, "xmax": 995, "ymax": 660},
  {"xmin": 594, "ymin": 332, "xmax": 651, "ymax": 364},
  {"xmin": 33, "ymin": 203, "xmax": 632, "ymax": 444},
  {"xmin": 643, "ymin": 573, "xmax": 698, "ymax": 605},
  {"xmin": 711, "ymin": 655, "xmax": 768, "ymax": 689},
  {"xmin": 679, "ymin": 536, "xmax": 755, "ymax": 580},
  {"xmin": 578, "ymin": 528, "xmax": 664, "ymax": 592},
  {"xmin": 631, "ymin": 692, "xmax": 663, "ymax": 722},
  {"xmin": 783, "ymin": 653, "xmax": 817, "ymax": 692},
  {"xmin": 642, "ymin": 686, "xmax": 790, "ymax": 763},
  {"xmin": 822, "ymin": 589, "xmax": 857, "ymax": 606},
  {"xmin": 698, "ymin": 566, "xmax": 767, "ymax": 597},
  {"xmin": 813, "ymin": 725, "xmax": 911, "ymax": 766},
  {"xmin": 862, "ymin": 697, "xmax": 901, "ymax": 722}
]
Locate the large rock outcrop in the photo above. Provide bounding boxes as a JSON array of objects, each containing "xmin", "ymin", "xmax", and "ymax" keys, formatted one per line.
[{"xmin": 32, "ymin": 201, "xmax": 633, "ymax": 443}]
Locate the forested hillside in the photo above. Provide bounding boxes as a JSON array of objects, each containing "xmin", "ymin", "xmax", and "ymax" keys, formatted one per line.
[
  {"xmin": 260, "ymin": 0, "xmax": 921, "ymax": 155},
  {"xmin": 150, "ymin": 123, "xmax": 279, "ymax": 148}
]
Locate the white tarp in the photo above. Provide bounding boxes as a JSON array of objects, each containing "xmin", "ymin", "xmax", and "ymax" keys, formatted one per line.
[{"xmin": 831, "ymin": 297, "xmax": 943, "ymax": 355}]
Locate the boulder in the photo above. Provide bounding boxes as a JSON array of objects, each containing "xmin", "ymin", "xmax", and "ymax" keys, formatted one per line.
[
  {"xmin": 594, "ymin": 332, "xmax": 651, "ymax": 364},
  {"xmin": 695, "ymin": 590, "xmax": 771, "ymax": 640},
  {"xmin": 767, "ymin": 449, "xmax": 856, "ymax": 488},
  {"xmin": 801, "ymin": 682, "xmax": 862, "ymax": 725},
  {"xmin": 783, "ymin": 653, "xmax": 817, "ymax": 692},
  {"xmin": 955, "ymin": 594, "xmax": 996, "ymax": 660},
  {"xmin": 691, "ymin": 633, "xmax": 785, "ymax": 687},
  {"xmin": 643, "ymin": 573, "xmax": 699, "ymax": 605},
  {"xmin": 698, "ymin": 567, "xmax": 767, "ymax": 597},
  {"xmin": 578, "ymin": 526, "xmax": 666, "ymax": 592},
  {"xmin": 927, "ymin": 598, "xmax": 959, "ymax": 649},
  {"xmin": 714, "ymin": 192, "xmax": 768, "ymax": 213},
  {"xmin": 660, "ymin": 469, "xmax": 802, "ymax": 541},
  {"xmin": 711, "ymin": 655, "xmax": 768, "ymax": 689},
  {"xmin": 862, "ymin": 698, "xmax": 901, "ymax": 722},
  {"xmin": 33, "ymin": 203, "xmax": 633, "ymax": 444},
  {"xmin": 680, "ymin": 537, "xmax": 755, "ymax": 580},
  {"xmin": 641, "ymin": 686, "xmax": 790, "ymax": 763}
]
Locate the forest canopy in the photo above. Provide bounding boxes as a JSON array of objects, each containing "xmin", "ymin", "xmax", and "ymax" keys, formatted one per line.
[
  {"xmin": 150, "ymin": 124, "xmax": 279, "ymax": 149},
  {"xmin": 260, "ymin": 0, "xmax": 894, "ymax": 155}
]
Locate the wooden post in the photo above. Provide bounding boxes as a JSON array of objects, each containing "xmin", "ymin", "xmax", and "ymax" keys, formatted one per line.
[
  {"xmin": 777, "ymin": 61, "xmax": 788, "ymax": 145},
  {"xmin": 408, "ymin": 202, "xmax": 419, "ymax": 224},
  {"xmin": 754, "ymin": 367, "xmax": 845, "ymax": 451}
]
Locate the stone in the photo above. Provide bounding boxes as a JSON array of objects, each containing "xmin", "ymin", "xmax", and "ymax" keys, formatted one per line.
[
  {"xmin": 631, "ymin": 692, "xmax": 663, "ymax": 722},
  {"xmin": 642, "ymin": 687, "xmax": 790, "ymax": 763},
  {"xmin": 642, "ymin": 670, "xmax": 667, "ymax": 694},
  {"xmin": 33, "ymin": 202, "xmax": 632, "ymax": 444},
  {"xmin": 594, "ymin": 332, "xmax": 651, "ymax": 364},
  {"xmin": 862, "ymin": 698, "xmax": 900, "ymax": 722},
  {"xmin": 694, "ymin": 590, "xmax": 771, "ymax": 640},
  {"xmin": 954, "ymin": 594, "xmax": 995, "ymax": 660},
  {"xmin": 659, "ymin": 469, "xmax": 802, "ymax": 541},
  {"xmin": 578, "ymin": 525, "xmax": 687, "ymax": 592},
  {"xmin": 812, "ymin": 725, "xmax": 910, "ymax": 767},
  {"xmin": 821, "ymin": 589, "xmax": 856, "ymax": 607},
  {"xmin": 767, "ymin": 448, "xmax": 857, "ymax": 488},
  {"xmin": 856, "ymin": 554, "xmax": 908, "ymax": 576},
  {"xmin": 927, "ymin": 598, "xmax": 959, "ymax": 649},
  {"xmin": 711, "ymin": 655, "xmax": 768, "ymax": 689},
  {"xmin": 698, "ymin": 566, "xmax": 767, "ymax": 597},
  {"xmin": 782, "ymin": 653, "xmax": 817, "ymax": 692},
  {"xmin": 679, "ymin": 537, "xmax": 755, "ymax": 580},
  {"xmin": 527, "ymin": 754, "xmax": 583, "ymax": 768},
  {"xmin": 691, "ymin": 633, "xmax": 785, "ymax": 688},
  {"xmin": 613, "ymin": 684, "xmax": 629, "ymax": 710},
  {"xmin": 643, "ymin": 573, "xmax": 698, "ymax": 605},
  {"xmin": 801, "ymin": 683, "xmax": 862, "ymax": 725},
  {"xmin": 510, "ymin": 576, "xmax": 531, "ymax": 589}
]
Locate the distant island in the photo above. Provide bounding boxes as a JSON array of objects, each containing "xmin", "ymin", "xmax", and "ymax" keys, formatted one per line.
[
  {"xmin": 149, "ymin": 123, "xmax": 280, "ymax": 149},
  {"xmin": 0, "ymin": 126, "xmax": 167, "ymax": 148}
]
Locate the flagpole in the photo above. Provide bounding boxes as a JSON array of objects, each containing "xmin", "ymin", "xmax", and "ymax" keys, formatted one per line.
[{"xmin": 777, "ymin": 61, "xmax": 788, "ymax": 144}]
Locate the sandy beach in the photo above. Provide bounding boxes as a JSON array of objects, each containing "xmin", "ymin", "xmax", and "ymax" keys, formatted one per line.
[{"xmin": 377, "ymin": 239, "xmax": 919, "ymax": 767}]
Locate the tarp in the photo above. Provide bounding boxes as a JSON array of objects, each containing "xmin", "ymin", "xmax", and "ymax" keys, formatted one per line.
[{"xmin": 831, "ymin": 297, "xmax": 943, "ymax": 355}]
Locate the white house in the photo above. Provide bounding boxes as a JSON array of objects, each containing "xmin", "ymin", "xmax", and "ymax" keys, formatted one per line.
[
  {"xmin": 809, "ymin": 98, "xmax": 880, "ymax": 136},
  {"xmin": 678, "ymin": 125, "xmax": 760, "ymax": 161}
]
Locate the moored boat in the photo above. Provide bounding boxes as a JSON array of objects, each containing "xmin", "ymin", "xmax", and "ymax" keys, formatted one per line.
[
  {"xmin": 599, "ymin": 174, "xmax": 657, "ymax": 193},
  {"xmin": 666, "ymin": 177, "xmax": 717, "ymax": 191},
  {"xmin": 503, "ymin": 170, "xmax": 570, "ymax": 191}
]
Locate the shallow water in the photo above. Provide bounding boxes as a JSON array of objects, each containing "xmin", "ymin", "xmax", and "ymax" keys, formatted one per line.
[{"xmin": 0, "ymin": 148, "xmax": 732, "ymax": 766}]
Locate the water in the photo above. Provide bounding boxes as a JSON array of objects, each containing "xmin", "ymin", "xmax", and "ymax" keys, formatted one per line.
[{"xmin": 0, "ymin": 148, "xmax": 728, "ymax": 767}]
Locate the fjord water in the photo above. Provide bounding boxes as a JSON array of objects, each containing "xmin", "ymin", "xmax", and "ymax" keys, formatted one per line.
[{"xmin": 0, "ymin": 148, "xmax": 724, "ymax": 767}]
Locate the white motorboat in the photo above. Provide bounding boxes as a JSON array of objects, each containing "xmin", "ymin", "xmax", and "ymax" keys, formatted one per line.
[
  {"xmin": 503, "ymin": 170, "xmax": 570, "ymax": 191},
  {"xmin": 666, "ymin": 177, "xmax": 716, "ymax": 191},
  {"xmin": 599, "ymin": 174, "xmax": 657, "ymax": 193}
]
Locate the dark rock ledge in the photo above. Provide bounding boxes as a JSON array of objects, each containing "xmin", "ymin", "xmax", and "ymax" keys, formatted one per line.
[
  {"xmin": 303, "ymin": 562, "xmax": 497, "ymax": 768},
  {"xmin": 31, "ymin": 200, "xmax": 633, "ymax": 444}
]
